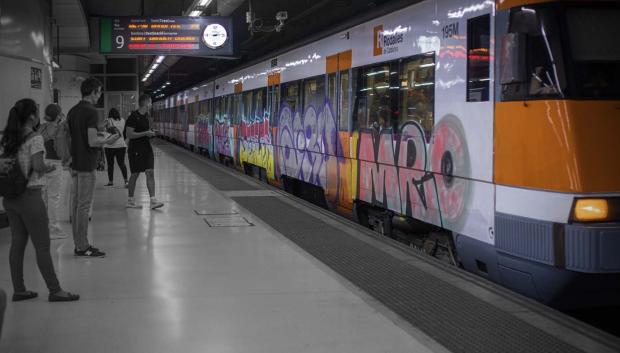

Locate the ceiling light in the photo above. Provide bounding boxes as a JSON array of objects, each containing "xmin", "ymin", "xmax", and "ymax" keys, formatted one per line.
[
  {"xmin": 189, "ymin": 10, "xmax": 202, "ymax": 17},
  {"xmin": 199, "ymin": 0, "xmax": 212, "ymax": 6},
  {"xmin": 156, "ymin": 56, "xmax": 165, "ymax": 64}
]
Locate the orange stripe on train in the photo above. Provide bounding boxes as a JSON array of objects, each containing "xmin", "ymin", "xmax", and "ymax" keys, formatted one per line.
[{"xmin": 494, "ymin": 100, "xmax": 620, "ymax": 193}]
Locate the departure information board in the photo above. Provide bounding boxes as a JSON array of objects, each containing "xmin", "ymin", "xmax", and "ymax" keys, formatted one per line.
[{"xmin": 100, "ymin": 17, "xmax": 233, "ymax": 56}]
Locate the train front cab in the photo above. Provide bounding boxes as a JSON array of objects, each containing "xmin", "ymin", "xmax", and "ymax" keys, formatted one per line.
[{"xmin": 456, "ymin": 0, "xmax": 620, "ymax": 309}]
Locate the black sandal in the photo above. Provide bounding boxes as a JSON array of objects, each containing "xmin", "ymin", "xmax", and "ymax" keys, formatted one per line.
[
  {"xmin": 49, "ymin": 291, "xmax": 80, "ymax": 302},
  {"xmin": 12, "ymin": 291, "xmax": 38, "ymax": 302}
]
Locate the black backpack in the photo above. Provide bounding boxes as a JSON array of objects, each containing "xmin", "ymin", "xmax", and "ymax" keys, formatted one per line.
[{"xmin": 0, "ymin": 133, "xmax": 34, "ymax": 199}]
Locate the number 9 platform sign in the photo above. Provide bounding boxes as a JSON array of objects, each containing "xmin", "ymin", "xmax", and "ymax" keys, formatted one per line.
[{"xmin": 100, "ymin": 17, "xmax": 233, "ymax": 56}]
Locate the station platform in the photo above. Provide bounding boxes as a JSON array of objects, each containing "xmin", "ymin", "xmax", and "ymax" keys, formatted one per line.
[{"xmin": 1, "ymin": 140, "xmax": 619, "ymax": 353}]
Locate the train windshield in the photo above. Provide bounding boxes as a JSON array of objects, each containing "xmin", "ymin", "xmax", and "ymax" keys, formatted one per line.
[
  {"xmin": 566, "ymin": 6, "xmax": 620, "ymax": 99},
  {"xmin": 499, "ymin": 2, "xmax": 620, "ymax": 101}
]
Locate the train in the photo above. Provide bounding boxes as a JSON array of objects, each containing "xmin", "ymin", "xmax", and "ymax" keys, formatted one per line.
[{"xmin": 152, "ymin": 0, "xmax": 620, "ymax": 310}]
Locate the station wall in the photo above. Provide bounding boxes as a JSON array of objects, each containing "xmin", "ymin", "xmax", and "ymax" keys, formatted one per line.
[{"xmin": 0, "ymin": 0, "xmax": 54, "ymax": 130}]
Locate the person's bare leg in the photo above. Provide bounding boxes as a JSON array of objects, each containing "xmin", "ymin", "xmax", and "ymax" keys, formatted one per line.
[
  {"xmin": 146, "ymin": 169, "xmax": 163, "ymax": 209},
  {"xmin": 145, "ymin": 169, "xmax": 155, "ymax": 197},
  {"xmin": 126, "ymin": 173, "xmax": 142, "ymax": 208}
]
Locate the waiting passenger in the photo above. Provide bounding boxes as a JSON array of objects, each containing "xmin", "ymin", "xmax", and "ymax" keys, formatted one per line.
[
  {"xmin": 39, "ymin": 104, "xmax": 68, "ymax": 240},
  {"xmin": 0, "ymin": 99, "xmax": 79, "ymax": 302},
  {"xmin": 126, "ymin": 94, "xmax": 164, "ymax": 210},
  {"xmin": 103, "ymin": 108, "xmax": 128, "ymax": 187},
  {"xmin": 66, "ymin": 78, "xmax": 120, "ymax": 258}
]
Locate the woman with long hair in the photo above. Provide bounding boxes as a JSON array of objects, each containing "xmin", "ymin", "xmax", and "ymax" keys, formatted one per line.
[
  {"xmin": 104, "ymin": 108, "xmax": 128, "ymax": 187},
  {"xmin": 0, "ymin": 98, "xmax": 79, "ymax": 302}
]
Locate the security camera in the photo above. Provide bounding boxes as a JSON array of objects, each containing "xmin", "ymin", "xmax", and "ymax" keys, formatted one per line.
[{"xmin": 276, "ymin": 11, "xmax": 288, "ymax": 22}]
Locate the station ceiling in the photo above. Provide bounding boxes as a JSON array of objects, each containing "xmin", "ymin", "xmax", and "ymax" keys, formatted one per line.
[{"xmin": 78, "ymin": 0, "xmax": 420, "ymax": 95}]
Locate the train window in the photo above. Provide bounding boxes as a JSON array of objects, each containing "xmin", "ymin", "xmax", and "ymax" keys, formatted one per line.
[
  {"xmin": 204, "ymin": 99, "xmax": 212, "ymax": 121},
  {"xmin": 399, "ymin": 53, "xmax": 435, "ymax": 138},
  {"xmin": 225, "ymin": 95, "xmax": 232, "ymax": 122},
  {"xmin": 282, "ymin": 81, "xmax": 300, "ymax": 112},
  {"xmin": 179, "ymin": 104, "xmax": 186, "ymax": 126},
  {"xmin": 243, "ymin": 91, "xmax": 253, "ymax": 122},
  {"xmin": 192, "ymin": 101, "xmax": 199, "ymax": 123},
  {"xmin": 500, "ymin": 7, "xmax": 566, "ymax": 101},
  {"xmin": 254, "ymin": 88, "xmax": 266, "ymax": 120},
  {"xmin": 187, "ymin": 103, "xmax": 193, "ymax": 125},
  {"xmin": 567, "ymin": 7, "xmax": 620, "ymax": 99},
  {"xmin": 352, "ymin": 62, "xmax": 399, "ymax": 131},
  {"xmin": 339, "ymin": 70, "xmax": 351, "ymax": 132},
  {"xmin": 467, "ymin": 14, "xmax": 491, "ymax": 102},
  {"xmin": 232, "ymin": 93, "xmax": 241, "ymax": 124},
  {"xmin": 303, "ymin": 75, "xmax": 325, "ymax": 110},
  {"xmin": 214, "ymin": 97, "xmax": 221, "ymax": 121}
]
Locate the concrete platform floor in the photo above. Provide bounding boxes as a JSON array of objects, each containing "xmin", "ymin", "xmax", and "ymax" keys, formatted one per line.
[{"xmin": 0, "ymin": 147, "xmax": 439, "ymax": 353}]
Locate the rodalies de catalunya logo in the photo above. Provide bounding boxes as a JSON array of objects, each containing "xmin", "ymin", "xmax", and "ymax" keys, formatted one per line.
[{"xmin": 373, "ymin": 24, "xmax": 406, "ymax": 56}]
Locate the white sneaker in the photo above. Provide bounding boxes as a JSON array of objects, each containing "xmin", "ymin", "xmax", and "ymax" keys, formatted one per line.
[
  {"xmin": 150, "ymin": 200, "xmax": 164, "ymax": 210},
  {"xmin": 126, "ymin": 201, "xmax": 143, "ymax": 209}
]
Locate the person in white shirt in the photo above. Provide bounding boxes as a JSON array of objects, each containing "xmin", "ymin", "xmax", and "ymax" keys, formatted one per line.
[{"xmin": 103, "ymin": 108, "xmax": 128, "ymax": 187}]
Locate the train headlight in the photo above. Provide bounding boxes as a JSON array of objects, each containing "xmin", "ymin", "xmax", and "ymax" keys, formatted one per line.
[
  {"xmin": 573, "ymin": 199, "xmax": 608, "ymax": 222},
  {"xmin": 571, "ymin": 198, "xmax": 620, "ymax": 223}
]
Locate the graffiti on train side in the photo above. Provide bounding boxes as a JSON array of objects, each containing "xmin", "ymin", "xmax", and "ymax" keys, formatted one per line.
[
  {"xmin": 189, "ymin": 103, "xmax": 471, "ymax": 230},
  {"xmin": 239, "ymin": 111, "xmax": 275, "ymax": 179},
  {"xmin": 357, "ymin": 116, "xmax": 471, "ymax": 230},
  {"xmin": 214, "ymin": 120, "xmax": 235, "ymax": 158},
  {"xmin": 195, "ymin": 114, "xmax": 213, "ymax": 155},
  {"xmin": 276, "ymin": 100, "xmax": 342, "ymax": 204}
]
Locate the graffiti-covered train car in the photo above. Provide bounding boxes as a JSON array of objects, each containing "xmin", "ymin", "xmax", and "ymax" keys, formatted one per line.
[{"xmin": 153, "ymin": 0, "xmax": 620, "ymax": 309}]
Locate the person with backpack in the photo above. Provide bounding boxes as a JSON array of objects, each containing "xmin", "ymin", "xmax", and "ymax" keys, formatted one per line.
[
  {"xmin": 103, "ymin": 108, "xmax": 128, "ymax": 187},
  {"xmin": 38, "ymin": 104, "xmax": 69, "ymax": 240},
  {"xmin": 0, "ymin": 98, "xmax": 79, "ymax": 302},
  {"xmin": 66, "ymin": 78, "xmax": 120, "ymax": 258}
]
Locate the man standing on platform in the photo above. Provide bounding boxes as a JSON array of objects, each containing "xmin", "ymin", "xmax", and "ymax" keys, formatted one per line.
[
  {"xmin": 67, "ymin": 78, "xmax": 120, "ymax": 258},
  {"xmin": 125, "ymin": 94, "xmax": 164, "ymax": 210}
]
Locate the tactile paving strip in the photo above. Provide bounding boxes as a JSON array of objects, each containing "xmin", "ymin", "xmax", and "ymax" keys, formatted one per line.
[{"xmin": 232, "ymin": 196, "xmax": 584, "ymax": 353}]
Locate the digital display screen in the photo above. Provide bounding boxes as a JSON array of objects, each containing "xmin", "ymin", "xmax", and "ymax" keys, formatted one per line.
[{"xmin": 100, "ymin": 17, "xmax": 233, "ymax": 56}]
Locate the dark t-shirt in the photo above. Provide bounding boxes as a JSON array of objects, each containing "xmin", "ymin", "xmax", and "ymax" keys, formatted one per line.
[
  {"xmin": 125, "ymin": 110, "xmax": 152, "ymax": 152},
  {"xmin": 67, "ymin": 101, "xmax": 99, "ymax": 172}
]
